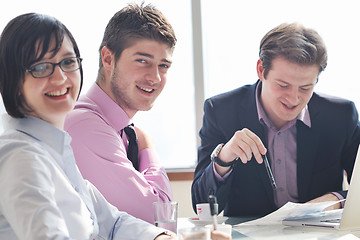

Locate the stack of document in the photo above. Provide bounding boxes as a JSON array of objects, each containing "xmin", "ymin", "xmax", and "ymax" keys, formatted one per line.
[{"xmin": 235, "ymin": 201, "xmax": 342, "ymax": 226}]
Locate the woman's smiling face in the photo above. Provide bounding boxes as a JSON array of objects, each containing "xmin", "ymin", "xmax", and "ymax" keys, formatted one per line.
[{"xmin": 23, "ymin": 35, "xmax": 81, "ymax": 129}]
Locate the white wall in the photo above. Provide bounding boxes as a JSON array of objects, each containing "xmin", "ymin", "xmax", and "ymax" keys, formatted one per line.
[{"xmin": 170, "ymin": 180, "xmax": 196, "ymax": 218}]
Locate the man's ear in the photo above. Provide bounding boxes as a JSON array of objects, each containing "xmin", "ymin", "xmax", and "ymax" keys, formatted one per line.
[
  {"xmin": 101, "ymin": 46, "xmax": 115, "ymax": 72},
  {"xmin": 256, "ymin": 59, "xmax": 265, "ymax": 81}
]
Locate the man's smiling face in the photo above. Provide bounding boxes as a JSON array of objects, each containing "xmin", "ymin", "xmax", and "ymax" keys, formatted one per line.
[
  {"xmin": 107, "ymin": 39, "xmax": 173, "ymax": 118},
  {"xmin": 257, "ymin": 57, "xmax": 319, "ymax": 129}
]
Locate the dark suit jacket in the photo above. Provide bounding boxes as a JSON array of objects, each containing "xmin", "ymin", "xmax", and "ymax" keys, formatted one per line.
[{"xmin": 191, "ymin": 81, "xmax": 360, "ymax": 217}]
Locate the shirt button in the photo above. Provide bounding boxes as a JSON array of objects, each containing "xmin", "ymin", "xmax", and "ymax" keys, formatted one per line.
[
  {"xmin": 276, "ymin": 159, "xmax": 282, "ymax": 164},
  {"xmin": 74, "ymin": 186, "xmax": 79, "ymax": 192},
  {"xmin": 277, "ymin": 132, "xmax": 281, "ymax": 135},
  {"xmin": 279, "ymin": 187, "xmax": 284, "ymax": 192}
]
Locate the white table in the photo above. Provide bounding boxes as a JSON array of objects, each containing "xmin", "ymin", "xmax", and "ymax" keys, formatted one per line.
[{"xmin": 178, "ymin": 217, "xmax": 360, "ymax": 239}]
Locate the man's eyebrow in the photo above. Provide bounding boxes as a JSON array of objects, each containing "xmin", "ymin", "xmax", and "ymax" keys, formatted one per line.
[
  {"xmin": 301, "ymin": 83, "xmax": 315, "ymax": 87},
  {"xmin": 276, "ymin": 79, "xmax": 315, "ymax": 87},
  {"xmin": 275, "ymin": 79, "xmax": 289, "ymax": 84},
  {"xmin": 134, "ymin": 52, "xmax": 172, "ymax": 64},
  {"xmin": 135, "ymin": 52, "xmax": 153, "ymax": 58}
]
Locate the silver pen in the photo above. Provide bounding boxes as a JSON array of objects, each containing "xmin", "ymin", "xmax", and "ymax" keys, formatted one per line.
[{"xmin": 263, "ymin": 154, "xmax": 277, "ymax": 190}]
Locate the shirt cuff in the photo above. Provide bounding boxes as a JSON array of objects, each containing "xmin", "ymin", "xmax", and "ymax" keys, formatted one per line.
[
  {"xmin": 212, "ymin": 162, "xmax": 232, "ymax": 181},
  {"xmin": 331, "ymin": 192, "xmax": 346, "ymax": 208}
]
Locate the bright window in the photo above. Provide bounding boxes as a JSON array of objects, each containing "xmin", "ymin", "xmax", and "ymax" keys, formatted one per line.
[
  {"xmin": 0, "ymin": 0, "xmax": 196, "ymax": 169},
  {"xmin": 201, "ymin": 0, "xmax": 360, "ymax": 110},
  {"xmin": 1, "ymin": 0, "xmax": 360, "ymax": 169}
]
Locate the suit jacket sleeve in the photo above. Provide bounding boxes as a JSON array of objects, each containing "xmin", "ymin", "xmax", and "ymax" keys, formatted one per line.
[
  {"xmin": 336, "ymin": 101, "xmax": 360, "ymax": 198},
  {"xmin": 191, "ymin": 98, "xmax": 234, "ymax": 213}
]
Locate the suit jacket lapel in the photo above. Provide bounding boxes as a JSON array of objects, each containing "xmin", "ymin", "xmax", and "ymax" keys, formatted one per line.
[
  {"xmin": 240, "ymin": 82, "xmax": 276, "ymax": 204},
  {"xmin": 251, "ymin": 119, "xmax": 277, "ymax": 203},
  {"xmin": 239, "ymin": 83, "xmax": 322, "ymax": 204},
  {"xmin": 296, "ymin": 100, "xmax": 321, "ymax": 202}
]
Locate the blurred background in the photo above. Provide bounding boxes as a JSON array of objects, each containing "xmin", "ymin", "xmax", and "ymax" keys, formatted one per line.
[{"xmin": 1, "ymin": 0, "xmax": 359, "ymax": 171}]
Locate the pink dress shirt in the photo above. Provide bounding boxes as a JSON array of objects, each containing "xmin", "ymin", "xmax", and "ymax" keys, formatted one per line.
[{"xmin": 65, "ymin": 83, "xmax": 172, "ymax": 224}]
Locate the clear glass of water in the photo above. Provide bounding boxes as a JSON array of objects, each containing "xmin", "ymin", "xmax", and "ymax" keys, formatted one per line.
[{"xmin": 153, "ymin": 201, "xmax": 178, "ymax": 233}]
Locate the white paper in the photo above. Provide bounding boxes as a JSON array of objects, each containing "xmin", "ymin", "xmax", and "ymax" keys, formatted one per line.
[{"xmin": 235, "ymin": 200, "xmax": 343, "ymax": 226}]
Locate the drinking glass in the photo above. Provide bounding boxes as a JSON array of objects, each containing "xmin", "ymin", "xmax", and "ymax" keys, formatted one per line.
[{"xmin": 153, "ymin": 201, "xmax": 178, "ymax": 233}]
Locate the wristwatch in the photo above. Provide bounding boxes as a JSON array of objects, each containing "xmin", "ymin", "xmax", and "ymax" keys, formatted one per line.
[{"xmin": 210, "ymin": 143, "xmax": 239, "ymax": 167}]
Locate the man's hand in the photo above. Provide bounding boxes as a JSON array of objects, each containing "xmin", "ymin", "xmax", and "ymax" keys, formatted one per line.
[
  {"xmin": 215, "ymin": 128, "xmax": 266, "ymax": 176},
  {"xmin": 211, "ymin": 230, "xmax": 232, "ymax": 240},
  {"xmin": 219, "ymin": 128, "xmax": 266, "ymax": 164},
  {"xmin": 306, "ymin": 193, "xmax": 342, "ymax": 211}
]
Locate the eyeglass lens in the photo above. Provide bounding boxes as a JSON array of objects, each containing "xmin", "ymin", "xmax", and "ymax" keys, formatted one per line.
[{"xmin": 28, "ymin": 57, "xmax": 81, "ymax": 78}]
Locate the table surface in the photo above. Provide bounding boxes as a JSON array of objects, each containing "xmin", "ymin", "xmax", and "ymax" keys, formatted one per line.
[{"xmin": 178, "ymin": 217, "xmax": 360, "ymax": 239}]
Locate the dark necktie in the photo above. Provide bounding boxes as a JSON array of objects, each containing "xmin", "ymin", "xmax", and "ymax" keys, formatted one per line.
[{"xmin": 124, "ymin": 124, "xmax": 139, "ymax": 171}]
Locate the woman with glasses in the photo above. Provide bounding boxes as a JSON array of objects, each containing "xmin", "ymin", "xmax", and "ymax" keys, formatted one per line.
[{"xmin": 0, "ymin": 13, "xmax": 177, "ymax": 239}]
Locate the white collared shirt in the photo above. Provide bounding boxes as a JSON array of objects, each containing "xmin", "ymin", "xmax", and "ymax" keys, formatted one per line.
[{"xmin": 0, "ymin": 114, "xmax": 163, "ymax": 240}]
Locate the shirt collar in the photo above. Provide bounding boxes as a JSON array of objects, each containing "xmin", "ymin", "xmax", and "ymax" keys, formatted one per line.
[
  {"xmin": 255, "ymin": 81, "xmax": 311, "ymax": 130},
  {"xmin": 85, "ymin": 83, "xmax": 132, "ymax": 131},
  {"xmin": 2, "ymin": 114, "xmax": 70, "ymax": 155}
]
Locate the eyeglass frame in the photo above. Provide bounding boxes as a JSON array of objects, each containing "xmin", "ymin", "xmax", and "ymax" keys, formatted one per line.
[{"xmin": 26, "ymin": 57, "xmax": 83, "ymax": 78}]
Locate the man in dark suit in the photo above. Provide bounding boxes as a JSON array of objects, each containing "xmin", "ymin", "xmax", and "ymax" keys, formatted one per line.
[{"xmin": 191, "ymin": 22, "xmax": 360, "ymax": 218}]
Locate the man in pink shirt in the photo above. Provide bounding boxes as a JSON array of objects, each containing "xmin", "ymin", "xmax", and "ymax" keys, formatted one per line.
[{"xmin": 65, "ymin": 3, "xmax": 176, "ymax": 224}]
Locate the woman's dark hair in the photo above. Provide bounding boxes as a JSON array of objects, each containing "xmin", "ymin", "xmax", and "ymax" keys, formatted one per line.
[{"xmin": 0, "ymin": 13, "xmax": 83, "ymax": 118}]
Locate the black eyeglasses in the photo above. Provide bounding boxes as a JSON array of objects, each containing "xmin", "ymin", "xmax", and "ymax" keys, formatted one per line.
[{"xmin": 26, "ymin": 57, "xmax": 82, "ymax": 78}]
